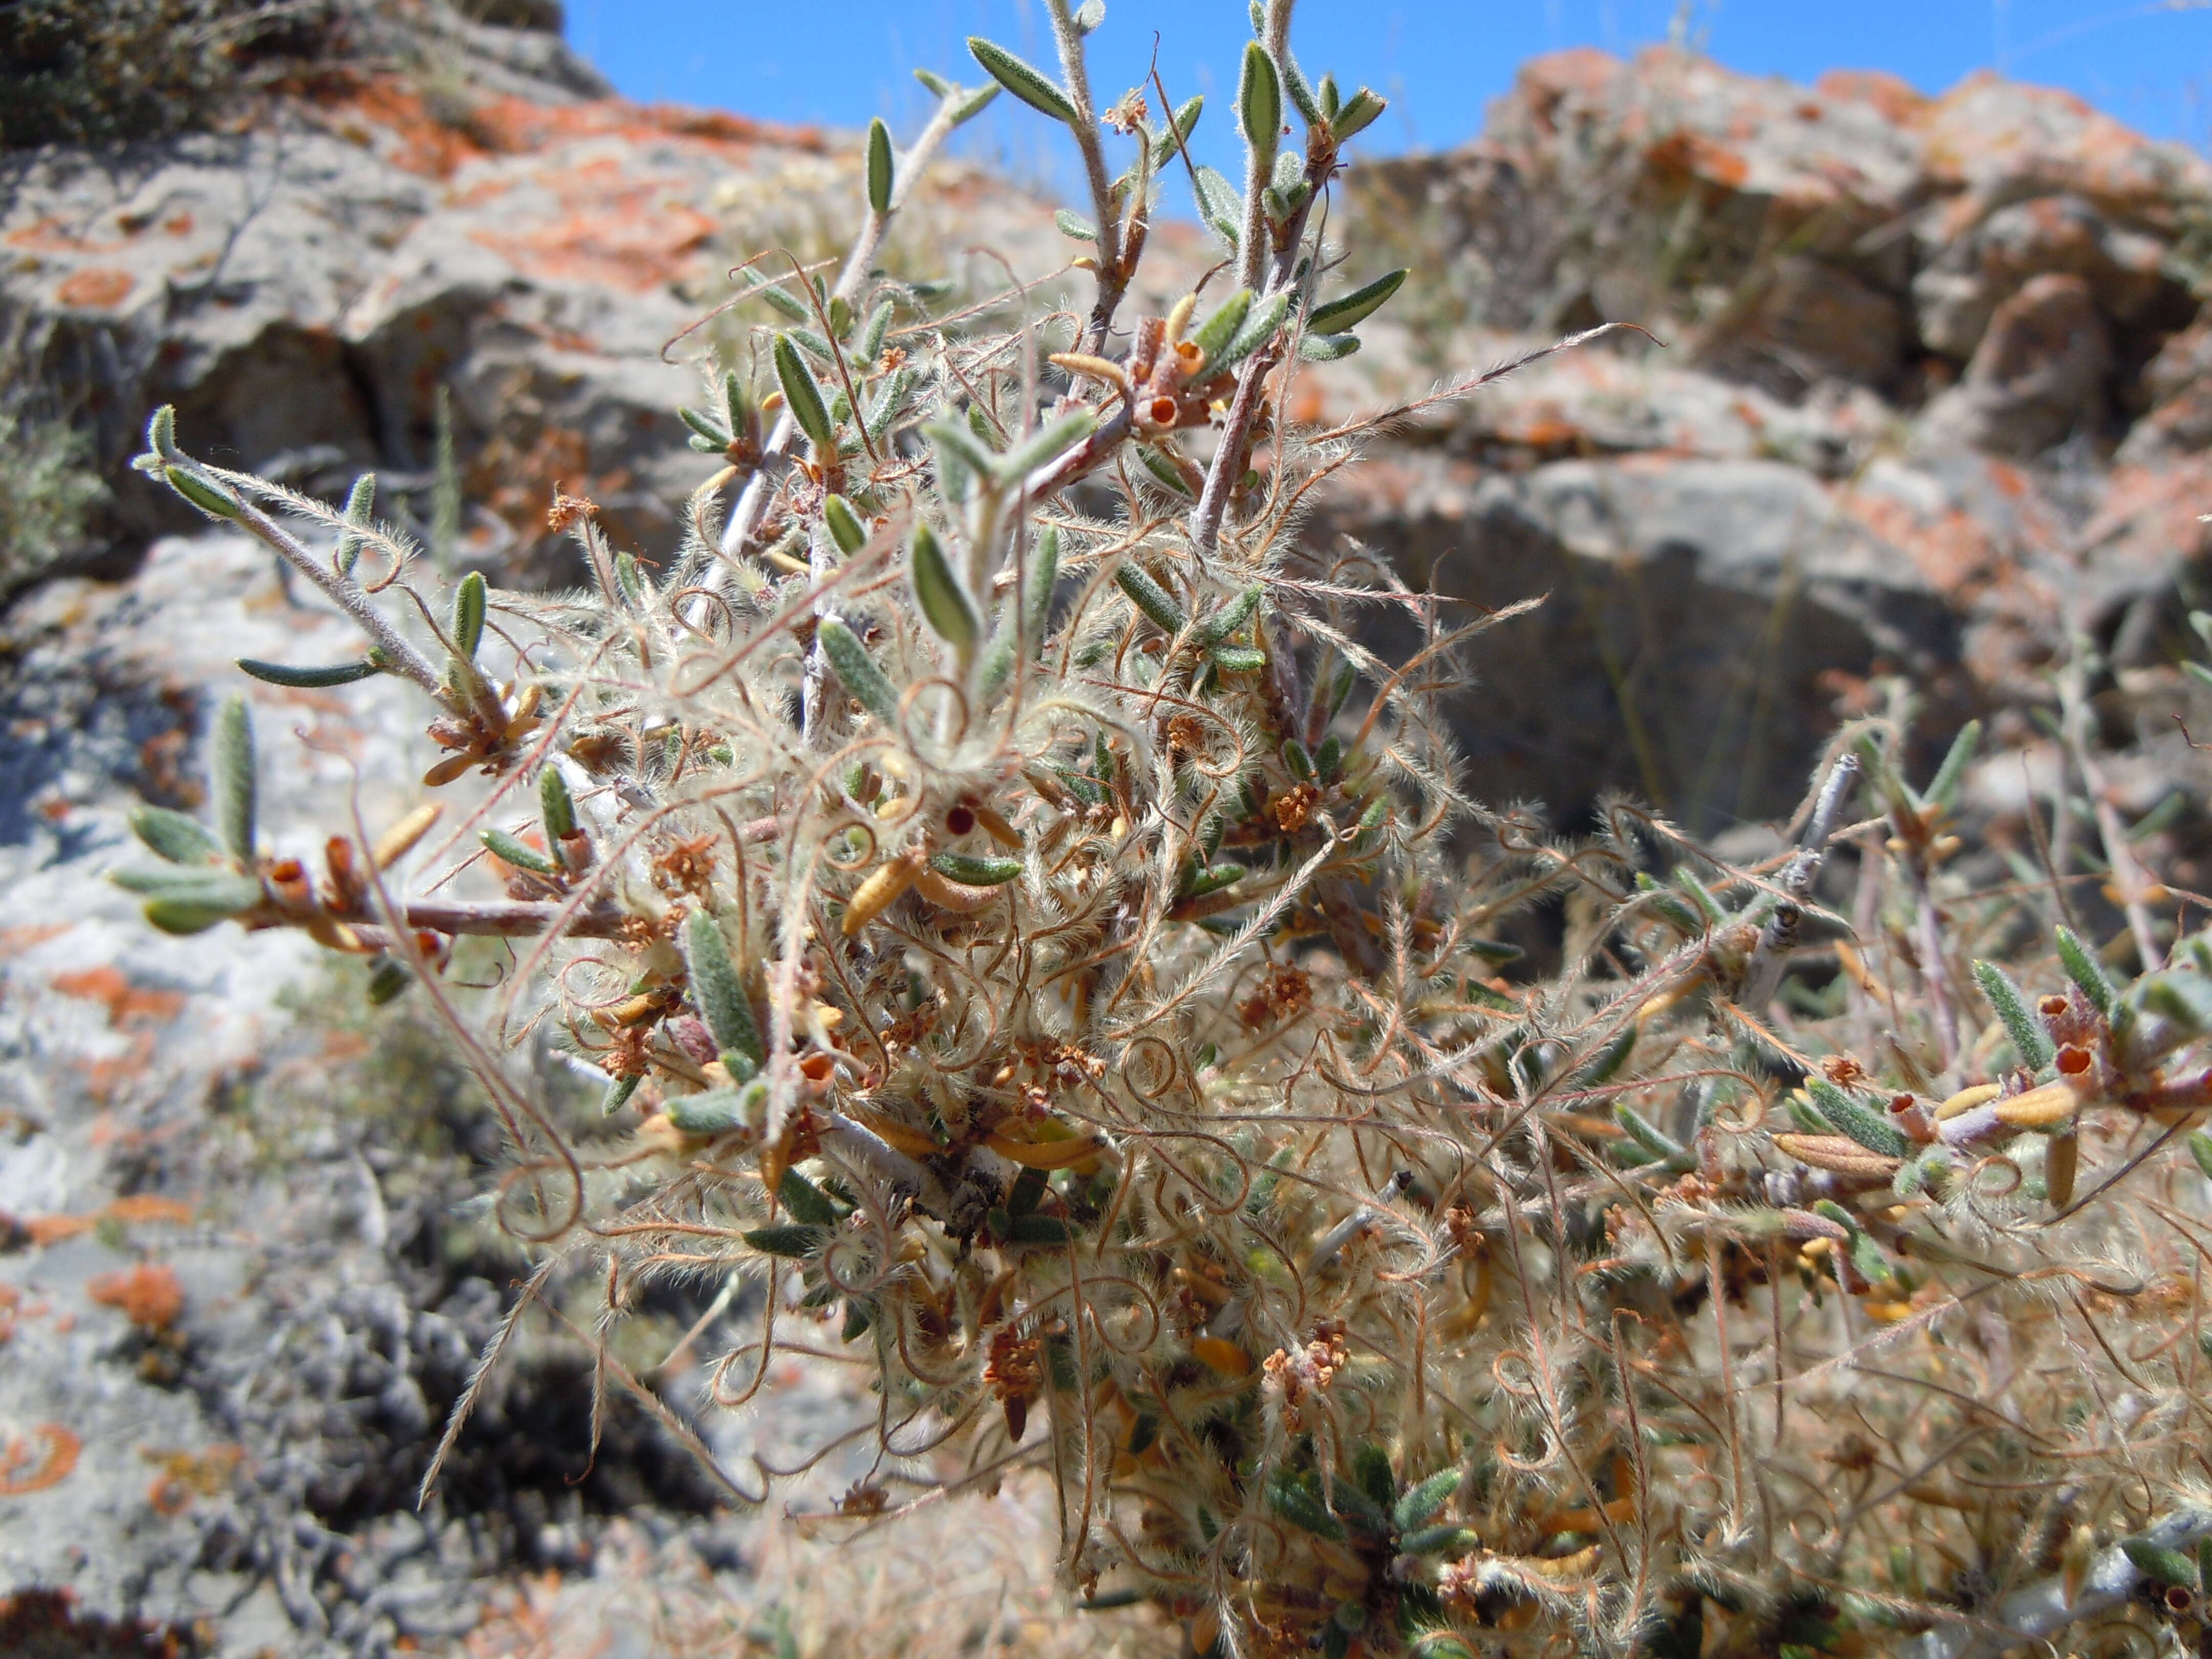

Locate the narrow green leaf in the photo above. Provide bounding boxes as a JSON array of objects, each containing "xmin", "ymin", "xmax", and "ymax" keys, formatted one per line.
[
  {"xmin": 166, "ymin": 466, "xmax": 239, "ymax": 519},
  {"xmin": 1615, "ymin": 1102, "xmax": 1689, "ymax": 1165},
  {"xmin": 1180, "ymin": 862, "xmax": 1246, "ymax": 899},
  {"xmin": 1309, "ymin": 269, "xmax": 1408, "ymax": 333},
  {"xmin": 1266, "ymin": 1470, "xmax": 1346, "ymax": 1541},
  {"xmin": 996, "ymin": 408, "xmax": 1096, "ymax": 478},
  {"xmin": 1152, "ymin": 95, "xmax": 1203, "ymax": 165},
  {"xmin": 1114, "ymin": 561, "xmax": 1187, "ymax": 633},
  {"xmin": 1394, "ymin": 1466, "xmax": 1461, "ymax": 1531},
  {"xmin": 1399, "ymin": 1525, "xmax": 1479, "ymax": 1559},
  {"xmin": 129, "ymin": 805, "xmax": 221, "ymax": 865},
  {"xmin": 1205, "ymin": 288, "xmax": 1290, "ymax": 377},
  {"xmin": 679, "ymin": 404, "xmax": 731, "ymax": 447},
  {"xmin": 930, "ymin": 852, "xmax": 1023, "ymax": 886},
  {"xmin": 817, "ymin": 617, "xmax": 899, "ymax": 722},
  {"xmin": 2056, "ymin": 925, "xmax": 2116, "ymax": 1015},
  {"xmin": 143, "ymin": 888, "xmax": 260, "ymax": 935},
  {"xmin": 1138, "ymin": 445, "xmax": 1194, "ymax": 495},
  {"xmin": 2187, "ymin": 1130, "xmax": 2212, "ymax": 1181},
  {"xmin": 823, "ymin": 494, "xmax": 867, "ymax": 556},
  {"xmin": 1331, "ymin": 87, "xmax": 1386, "ymax": 140},
  {"xmin": 967, "ymin": 36, "xmax": 1079, "ymax": 124},
  {"xmin": 743, "ymin": 1224, "xmax": 828, "ymax": 1258},
  {"xmin": 335, "ymin": 472, "xmax": 375, "ymax": 577},
  {"xmin": 866, "ymin": 117, "xmax": 895, "ymax": 214},
  {"xmin": 866, "ymin": 365, "xmax": 918, "ymax": 443},
  {"xmin": 1299, "ymin": 332, "xmax": 1361, "ymax": 362},
  {"xmin": 1283, "ymin": 738, "xmax": 1314, "ymax": 781},
  {"xmin": 1004, "ymin": 1214, "xmax": 1075, "ymax": 1244},
  {"xmin": 857, "ymin": 302, "xmax": 895, "ymax": 364},
  {"xmin": 2124, "ymin": 1540, "xmax": 2201, "ymax": 1589},
  {"xmin": 236, "ymin": 657, "xmax": 379, "ymax": 688},
  {"xmin": 1054, "ymin": 208, "xmax": 1098, "ymax": 242},
  {"xmin": 110, "ymin": 869, "xmax": 263, "ymax": 911},
  {"xmin": 684, "ymin": 909, "xmax": 765, "ymax": 1067},
  {"xmin": 1238, "ymin": 41, "xmax": 1281, "ymax": 160},
  {"xmin": 450, "ymin": 570, "xmax": 486, "ymax": 662},
  {"xmin": 1025, "ymin": 524, "xmax": 1059, "ymax": 644},
  {"xmin": 539, "ymin": 767, "xmax": 576, "ymax": 840},
  {"xmin": 774, "ymin": 333, "xmax": 837, "ymax": 453},
  {"xmin": 1924, "ymin": 718, "xmax": 1982, "ymax": 812},
  {"xmin": 212, "ymin": 695, "xmax": 255, "ymax": 861},
  {"xmin": 1209, "ymin": 645, "xmax": 1266, "ymax": 673},
  {"xmin": 925, "ymin": 417, "xmax": 1001, "ymax": 481},
  {"xmin": 1190, "ymin": 288, "xmax": 1255, "ymax": 371},
  {"xmin": 600, "ymin": 1073, "xmax": 643, "ymax": 1117},
  {"xmin": 146, "ymin": 403, "xmax": 179, "ymax": 461},
  {"xmin": 1805, "ymin": 1075, "xmax": 1909, "ymax": 1159},
  {"xmin": 910, "ymin": 521, "xmax": 981, "ymax": 653},
  {"xmin": 779, "ymin": 1169, "xmax": 843, "ymax": 1227},
  {"xmin": 481, "ymin": 826, "xmax": 559, "ymax": 875},
  {"xmin": 1192, "ymin": 165, "xmax": 1242, "ymax": 246},
  {"xmin": 1973, "ymin": 959, "xmax": 2056, "ymax": 1070}
]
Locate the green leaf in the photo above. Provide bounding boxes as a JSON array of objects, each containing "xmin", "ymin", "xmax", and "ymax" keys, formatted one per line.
[
  {"xmin": 110, "ymin": 868, "xmax": 263, "ymax": 910},
  {"xmin": 967, "ymin": 36, "xmax": 1079, "ymax": 124},
  {"xmin": 129, "ymin": 805, "xmax": 222, "ymax": 865},
  {"xmin": 667, "ymin": 1088, "xmax": 746, "ymax": 1135},
  {"xmin": 335, "ymin": 472, "xmax": 375, "ymax": 577},
  {"xmin": 1309, "ymin": 269, "xmax": 1408, "ymax": 333},
  {"xmin": 1209, "ymin": 645, "xmax": 1266, "ymax": 673},
  {"xmin": 1805, "ymin": 1075, "xmax": 1909, "ymax": 1159},
  {"xmin": 1973, "ymin": 959, "xmax": 2056, "ymax": 1071},
  {"xmin": 823, "ymin": 494, "xmax": 867, "ymax": 556},
  {"xmin": 1024, "ymin": 524, "xmax": 1059, "ymax": 644},
  {"xmin": 817, "ymin": 618, "xmax": 899, "ymax": 722},
  {"xmin": 866, "ymin": 117, "xmax": 894, "ymax": 214},
  {"xmin": 1923, "ymin": 718, "xmax": 1981, "ymax": 812},
  {"xmin": 1190, "ymin": 288, "xmax": 1254, "ymax": 371},
  {"xmin": 450, "ymin": 570, "xmax": 486, "ymax": 662},
  {"xmin": 1114, "ymin": 561, "xmax": 1188, "ymax": 633},
  {"xmin": 2189, "ymin": 1130, "xmax": 2212, "ymax": 1181},
  {"xmin": 367, "ymin": 959, "xmax": 412, "ymax": 1004},
  {"xmin": 1205, "ymin": 288, "xmax": 1290, "ymax": 377},
  {"xmin": 997, "ymin": 409, "xmax": 1097, "ymax": 479},
  {"xmin": 1331, "ymin": 87, "xmax": 1386, "ymax": 140},
  {"xmin": 1237, "ymin": 40, "xmax": 1281, "ymax": 161},
  {"xmin": 1152, "ymin": 95, "xmax": 1203, "ymax": 165},
  {"xmin": 482, "ymin": 826, "xmax": 560, "ymax": 876},
  {"xmin": 2124, "ymin": 1539, "xmax": 2201, "ymax": 1588},
  {"xmin": 1266, "ymin": 1469, "xmax": 1346, "ymax": 1541},
  {"xmin": 925, "ymin": 417, "xmax": 1001, "ymax": 481},
  {"xmin": 779, "ymin": 1169, "xmax": 843, "ymax": 1227},
  {"xmin": 1399, "ymin": 1525, "xmax": 1479, "ymax": 1558},
  {"xmin": 743, "ymin": 1224, "xmax": 828, "ymax": 1258},
  {"xmin": 930, "ymin": 852, "xmax": 1024, "ymax": 886},
  {"xmin": 212, "ymin": 695, "xmax": 256, "ymax": 862},
  {"xmin": 679, "ymin": 404, "xmax": 731, "ymax": 447},
  {"xmin": 146, "ymin": 403, "xmax": 179, "ymax": 461},
  {"xmin": 1615, "ymin": 1103, "xmax": 1689, "ymax": 1166},
  {"xmin": 600, "ymin": 1073, "xmax": 642, "ymax": 1116},
  {"xmin": 1394, "ymin": 1466, "xmax": 1461, "ymax": 1530},
  {"xmin": 1352, "ymin": 1443, "xmax": 1396, "ymax": 1514},
  {"xmin": 910, "ymin": 521, "xmax": 981, "ymax": 654},
  {"xmin": 1192, "ymin": 166, "xmax": 1241, "ymax": 245},
  {"xmin": 2056, "ymin": 925, "xmax": 2116, "ymax": 1016},
  {"xmin": 539, "ymin": 767, "xmax": 576, "ymax": 840},
  {"xmin": 1054, "ymin": 208, "xmax": 1098, "ymax": 242},
  {"xmin": 857, "ymin": 302, "xmax": 895, "ymax": 364},
  {"xmin": 684, "ymin": 909, "xmax": 765, "ymax": 1067},
  {"xmin": 236, "ymin": 657, "xmax": 379, "ymax": 688},
  {"xmin": 743, "ymin": 270, "xmax": 810, "ymax": 321},
  {"xmin": 1138, "ymin": 445, "xmax": 1194, "ymax": 495},
  {"xmin": 774, "ymin": 333, "xmax": 837, "ymax": 453},
  {"xmin": 1298, "ymin": 332, "xmax": 1361, "ymax": 362},
  {"xmin": 142, "ymin": 885, "xmax": 262, "ymax": 935},
  {"xmin": 1283, "ymin": 738, "xmax": 1314, "ymax": 781},
  {"xmin": 1201, "ymin": 588, "xmax": 1263, "ymax": 652},
  {"xmin": 866, "ymin": 366, "xmax": 918, "ymax": 443},
  {"xmin": 165, "ymin": 466, "xmax": 238, "ymax": 519},
  {"xmin": 1180, "ymin": 862, "xmax": 1247, "ymax": 899}
]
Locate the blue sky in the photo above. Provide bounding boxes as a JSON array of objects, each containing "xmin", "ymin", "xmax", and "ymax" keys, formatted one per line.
[{"xmin": 569, "ymin": 1, "xmax": 2212, "ymax": 188}]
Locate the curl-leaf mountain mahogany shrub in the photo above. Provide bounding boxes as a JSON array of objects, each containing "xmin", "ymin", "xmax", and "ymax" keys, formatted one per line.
[{"xmin": 119, "ymin": 5, "xmax": 2212, "ymax": 1656}]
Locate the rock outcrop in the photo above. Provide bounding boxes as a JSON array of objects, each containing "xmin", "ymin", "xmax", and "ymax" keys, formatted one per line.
[{"xmin": 1334, "ymin": 48, "xmax": 2212, "ymax": 826}]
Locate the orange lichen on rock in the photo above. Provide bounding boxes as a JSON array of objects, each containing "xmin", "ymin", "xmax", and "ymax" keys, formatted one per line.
[
  {"xmin": 50, "ymin": 966, "xmax": 185, "ymax": 1028},
  {"xmin": 0, "ymin": 1424, "xmax": 81, "ymax": 1495},
  {"xmin": 86, "ymin": 1263, "xmax": 185, "ymax": 1331}
]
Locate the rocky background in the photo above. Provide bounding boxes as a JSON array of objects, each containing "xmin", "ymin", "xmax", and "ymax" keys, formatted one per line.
[{"xmin": 5, "ymin": 1, "xmax": 2212, "ymax": 1653}]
